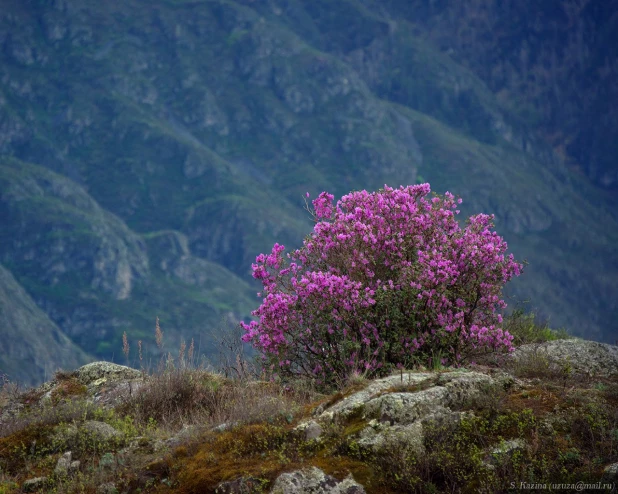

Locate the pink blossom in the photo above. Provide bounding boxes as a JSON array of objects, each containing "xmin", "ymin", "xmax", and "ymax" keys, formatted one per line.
[{"xmin": 241, "ymin": 183, "xmax": 522, "ymax": 385}]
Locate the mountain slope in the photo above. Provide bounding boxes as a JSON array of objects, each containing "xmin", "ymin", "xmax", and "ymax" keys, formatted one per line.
[
  {"xmin": 0, "ymin": 0, "xmax": 616, "ymax": 383},
  {"xmin": 0, "ymin": 263, "xmax": 91, "ymax": 386},
  {"xmin": 395, "ymin": 106, "xmax": 618, "ymax": 340},
  {"xmin": 0, "ymin": 157, "xmax": 258, "ymax": 364},
  {"xmin": 256, "ymin": 0, "xmax": 618, "ymax": 193}
]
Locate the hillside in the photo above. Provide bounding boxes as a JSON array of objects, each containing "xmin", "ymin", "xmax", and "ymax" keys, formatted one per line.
[
  {"xmin": 0, "ymin": 263, "xmax": 90, "ymax": 386},
  {"xmin": 0, "ymin": 0, "xmax": 617, "ymax": 384},
  {"xmin": 0, "ymin": 331, "xmax": 617, "ymax": 493},
  {"xmin": 0, "ymin": 156, "xmax": 258, "ymax": 362}
]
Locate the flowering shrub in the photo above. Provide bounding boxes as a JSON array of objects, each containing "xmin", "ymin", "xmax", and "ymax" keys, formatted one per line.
[{"xmin": 241, "ymin": 184, "xmax": 522, "ymax": 385}]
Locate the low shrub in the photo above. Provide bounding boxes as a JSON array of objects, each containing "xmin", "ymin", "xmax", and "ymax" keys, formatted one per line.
[
  {"xmin": 241, "ymin": 184, "xmax": 522, "ymax": 386},
  {"xmin": 502, "ymin": 308, "xmax": 571, "ymax": 346}
]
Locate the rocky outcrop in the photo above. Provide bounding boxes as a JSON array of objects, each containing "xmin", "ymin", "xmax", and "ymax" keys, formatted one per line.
[
  {"xmin": 270, "ymin": 467, "xmax": 365, "ymax": 494},
  {"xmin": 22, "ymin": 477, "xmax": 48, "ymax": 492},
  {"xmin": 2, "ymin": 338, "xmax": 618, "ymax": 493},
  {"xmin": 511, "ymin": 339, "xmax": 618, "ymax": 378},
  {"xmin": 54, "ymin": 451, "xmax": 80, "ymax": 476},
  {"xmin": 304, "ymin": 369, "xmax": 514, "ymax": 459},
  {"xmin": 75, "ymin": 361, "xmax": 143, "ymax": 387},
  {"xmin": 0, "ymin": 362, "xmax": 144, "ymax": 427},
  {"xmin": 294, "ymin": 420, "xmax": 323, "ymax": 441},
  {"xmin": 44, "ymin": 362, "xmax": 144, "ymax": 410}
]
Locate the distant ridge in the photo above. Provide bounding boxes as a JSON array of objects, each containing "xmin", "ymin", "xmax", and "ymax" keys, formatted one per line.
[{"xmin": 0, "ymin": 263, "xmax": 91, "ymax": 386}]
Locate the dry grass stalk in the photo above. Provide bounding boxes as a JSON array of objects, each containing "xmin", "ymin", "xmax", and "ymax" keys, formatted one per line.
[
  {"xmin": 179, "ymin": 340, "xmax": 187, "ymax": 367},
  {"xmin": 188, "ymin": 338, "xmax": 195, "ymax": 363},
  {"xmin": 155, "ymin": 316, "xmax": 164, "ymax": 349},
  {"xmin": 122, "ymin": 331, "xmax": 130, "ymax": 361}
]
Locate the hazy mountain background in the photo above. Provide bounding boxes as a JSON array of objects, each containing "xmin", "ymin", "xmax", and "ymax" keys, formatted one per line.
[{"xmin": 0, "ymin": 0, "xmax": 616, "ymax": 385}]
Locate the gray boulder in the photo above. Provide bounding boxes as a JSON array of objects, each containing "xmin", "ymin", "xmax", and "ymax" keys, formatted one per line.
[
  {"xmin": 20, "ymin": 361, "xmax": 145, "ymax": 412},
  {"xmin": 314, "ymin": 371, "xmax": 436, "ymax": 421},
  {"xmin": 483, "ymin": 438, "xmax": 528, "ymax": 470},
  {"xmin": 53, "ymin": 420, "xmax": 122, "ymax": 452},
  {"xmin": 23, "ymin": 477, "xmax": 48, "ymax": 492},
  {"xmin": 74, "ymin": 362, "xmax": 144, "ymax": 408},
  {"xmin": 511, "ymin": 339, "xmax": 618, "ymax": 377},
  {"xmin": 54, "ymin": 450, "xmax": 79, "ymax": 476},
  {"xmin": 357, "ymin": 419, "xmax": 426, "ymax": 457},
  {"xmin": 294, "ymin": 420, "xmax": 323, "ymax": 441},
  {"xmin": 97, "ymin": 482, "xmax": 119, "ymax": 494},
  {"xmin": 215, "ymin": 476, "xmax": 263, "ymax": 493},
  {"xmin": 76, "ymin": 361, "xmax": 143, "ymax": 387},
  {"xmin": 270, "ymin": 467, "xmax": 365, "ymax": 494},
  {"xmin": 82, "ymin": 420, "xmax": 122, "ymax": 442},
  {"xmin": 308, "ymin": 369, "xmax": 512, "ymax": 457}
]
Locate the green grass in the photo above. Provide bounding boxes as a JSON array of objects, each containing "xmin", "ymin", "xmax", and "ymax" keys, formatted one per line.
[{"xmin": 503, "ymin": 308, "xmax": 572, "ymax": 347}]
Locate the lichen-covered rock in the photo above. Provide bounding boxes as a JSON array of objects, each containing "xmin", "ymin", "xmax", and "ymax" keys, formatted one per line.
[
  {"xmin": 270, "ymin": 467, "xmax": 365, "ymax": 494},
  {"xmin": 22, "ymin": 477, "xmax": 48, "ymax": 492},
  {"xmin": 357, "ymin": 420, "xmax": 425, "ymax": 456},
  {"xmin": 82, "ymin": 420, "xmax": 122, "ymax": 441},
  {"xmin": 314, "ymin": 372, "xmax": 435, "ymax": 421},
  {"xmin": 215, "ymin": 476, "xmax": 264, "ymax": 493},
  {"xmin": 602, "ymin": 462, "xmax": 618, "ymax": 481},
  {"xmin": 511, "ymin": 340, "xmax": 618, "ymax": 377},
  {"xmin": 318, "ymin": 370, "xmax": 505, "ymax": 424},
  {"xmin": 362, "ymin": 387, "xmax": 451, "ymax": 426},
  {"xmin": 490, "ymin": 438, "xmax": 526, "ymax": 456},
  {"xmin": 315, "ymin": 369, "xmax": 511, "ymax": 457},
  {"xmin": 76, "ymin": 361, "xmax": 143, "ymax": 387},
  {"xmin": 1, "ymin": 361, "xmax": 145, "ymax": 422},
  {"xmin": 294, "ymin": 420, "xmax": 323, "ymax": 441},
  {"xmin": 64, "ymin": 361, "xmax": 145, "ymax": 408},
  {"xmin": 97, "ymin": 482, "xmax": 119, "ymax": 494},
  {"xmin": 54, "ymin": 451, "xmax": 73, "ymax": 476},
  {"xmin": 485, "ymin": 438, "xmax": 527, "ymax": 469},
  {"xmin": 53, "ymin": 420, "xmax": 122, "ymax": 452}
]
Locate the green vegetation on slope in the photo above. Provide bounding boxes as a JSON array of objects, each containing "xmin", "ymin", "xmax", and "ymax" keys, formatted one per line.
[
  {"xmin": 0, "ymin": 264, "xmax": 91, "ymax": 386},
  {"xmin": 0, "ymin": 157, "xmax": 257, "ymax": 370},
  {"xmin": 0, "ymin": 0, "xmax": 616, "ymax": 385}
]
